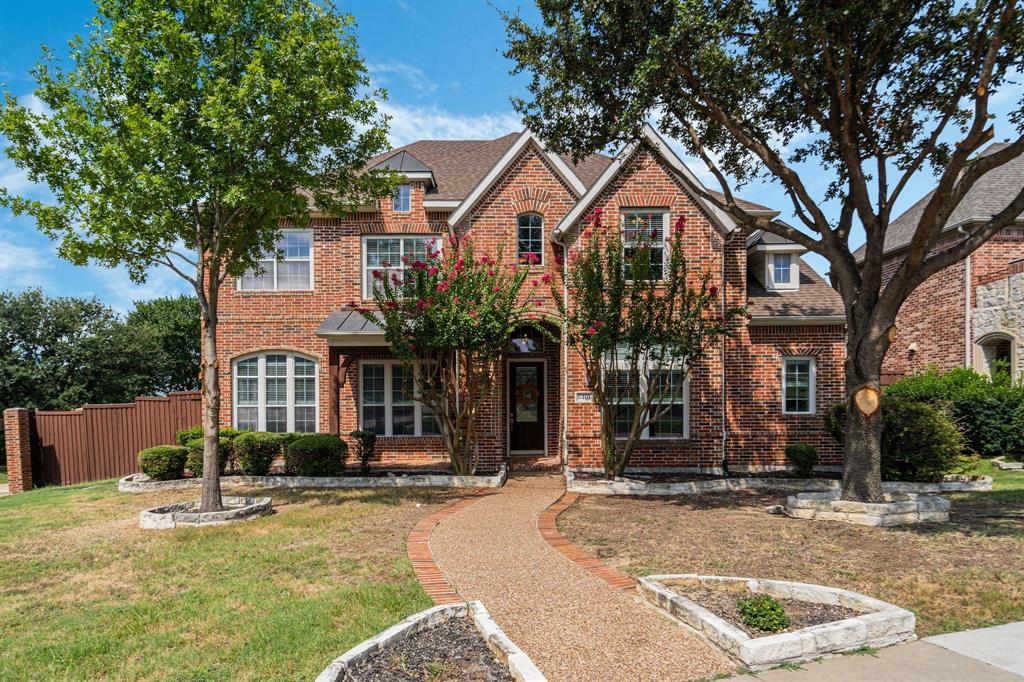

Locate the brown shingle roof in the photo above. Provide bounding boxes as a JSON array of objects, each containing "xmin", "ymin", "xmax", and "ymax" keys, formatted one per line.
[
  {"xmin": 854, "ymin": 142, "xmax": 1024, "ymax": 260},
  {"xmin": 746, "ymin": 257, "xmax": 845, "ymax": 320}
]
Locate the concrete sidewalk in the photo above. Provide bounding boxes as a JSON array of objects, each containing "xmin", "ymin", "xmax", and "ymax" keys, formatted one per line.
[{"xmin": 925, "ymin": 622, "xmax": 1024, "ymax": 677}]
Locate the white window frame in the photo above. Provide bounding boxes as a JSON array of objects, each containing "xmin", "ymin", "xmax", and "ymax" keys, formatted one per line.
[
  {"xmin": 361, "ymin": 235, "xmax": 443, "ymax": 299},
  {"xmin": 392, "ymin": 184, "xmax": 412, "ymax": 212},
  {"xmin": 358, "ymin": 360, "xmax": 440, "ymax": 437},
  {"xmin": 237, "ymin": 228, "xmax": 314, "ymax": 291},
  {"xmin": 765, "ymin": 252, "xmax": 799, "ymax": 291},
  {"xmin": 781, "ymin": 356, "xmax": 816, "ymax": 415},
  {"xmin": 621, "ymin": 209, "xmax": 669, "ymax": 281},
  {"xmin": 232, "ymin": 352, "xmax": 319, "ymax": 432},
  {"xmin": 516, "ymin": 213, "xmax": 545, "ymax": 264},
  {"xmin": 606, "ymin": 353, "xmax": 689, "ymax": 440}
]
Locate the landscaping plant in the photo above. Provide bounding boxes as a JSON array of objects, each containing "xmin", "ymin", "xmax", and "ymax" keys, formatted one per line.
[
  {"xmin": 177, "ymin": 426, "xmax": 242, "ymax": 448},
  {"xmin": 1, "ymin": 0, "xmax": 394, "ymax": 512},
  {"xmin": 360, "ymin": 236, "xmax": 535, "ymax": 475},
  {"xmin": 554, "ymin": 209, "xmax": 741, "ymax": 478},
  {"xmin": 185, "ymin": 437, "xmax": 234, "ymax": 477},
  {"xmin": 285, "ymin": 434, "xmax": 348, "ymax": 477},
  {"xmin": 737, "ymin": 594, "xmax": 789, "ymax": 633},
  {"xmin": 138, "ymin": 445, "xmax": 188, "ymax": 481},
  {"xmin": 350, "ymin": 430, "xmax": 378, "ymax": 475},
  {"xmin": 504, "ymin": 0, "xmax": 1024, "ymax": 502},
  {"xmin": 233, "ymin": 432, "xmax": 282, "ymax": 476},
  {"xmin": 784, "ymin": 443, "xmax": 819, "ymax": 478}
]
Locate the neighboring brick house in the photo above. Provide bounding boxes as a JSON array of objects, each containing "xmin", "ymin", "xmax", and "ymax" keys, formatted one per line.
[
  {"xmin": 216, "ymin": 124, "xmax": 845, "ymax": 473},
  {"xmin": 864, "ymin": 143, "xmax": 1024, "ymax": 381}
]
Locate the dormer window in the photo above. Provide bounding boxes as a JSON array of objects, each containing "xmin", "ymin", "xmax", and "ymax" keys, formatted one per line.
[
  {"xmin": 764, "ymin": 251, "xmax": 799, "ymax": 290},
  {"xmin": 392, "ymin": 184, "xmax": 411, "ymax": 212}
]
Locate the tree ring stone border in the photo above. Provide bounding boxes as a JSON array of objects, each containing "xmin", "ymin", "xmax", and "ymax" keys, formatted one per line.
[
  {"xmin": 786, "ymin": 490, "xmax": 950, "ymax": 526},
  {"xmin": 639, "ymin": 574, "xmax": 916, "ymax": 670},
  {"xmin": 139, "ymin": 496, "xmax": 272, "ymax": 529}
]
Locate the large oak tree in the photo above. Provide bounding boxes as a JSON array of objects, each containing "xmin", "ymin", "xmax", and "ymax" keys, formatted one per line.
[
  {"xmin": 1, "ymin": 0, "xmax": 393, "ymax": 510},
  {"xmin": 505, "ymin": 0, "xmax": 1024, "ymax": 501}
]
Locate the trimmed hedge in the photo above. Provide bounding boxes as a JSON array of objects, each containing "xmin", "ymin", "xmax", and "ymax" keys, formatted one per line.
[
  {"xmin": 825, "ymin": 397, "xmax": 970, "ymax": 481},
  {"xmin": 138, "ymin": 445, "xmax": 188, "ymax": 481},
  {"xmin": 175, "ymin": 425, "xmax": 243, "ymax": 447},
  {"xmin": 233, "ymin": 432, "xmax": 282, "ymax": 476},
  {"xmin": 285, "ymin": 434, "xmax": 347, "ymax": 477},
  {"xmin": 185, "ymin": 437, "xmax": 234, "ymax": 476},
  {"xmin": 350, "ymin": 430, "xmax": 378, "ymax": 475},
  {"xmin": 784, "ymin": 443, "xmax": 819, "ymax": 477}
]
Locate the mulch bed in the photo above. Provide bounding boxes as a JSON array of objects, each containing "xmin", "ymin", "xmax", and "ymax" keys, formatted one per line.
[
  {"xmin": 573, "ymin": 471, "xmax": 844, "ymax": 483},
  {"xmin": 341, "ymin": 617, "xmax": 513, "ymax": 682},
  {"xmin": 672, "ymin": 586, "xmax": 858, "ymax": 637}
]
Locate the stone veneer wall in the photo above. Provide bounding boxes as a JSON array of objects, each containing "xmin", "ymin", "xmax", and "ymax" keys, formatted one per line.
[{"xmin": 972, "ymin": 267, "xmax": 1023, "ymax": 377}]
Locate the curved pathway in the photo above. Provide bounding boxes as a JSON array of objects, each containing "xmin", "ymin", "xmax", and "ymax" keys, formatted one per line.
[{"xmin": 428, "ymin": 474, "xmax": 731, "ymax": 682}]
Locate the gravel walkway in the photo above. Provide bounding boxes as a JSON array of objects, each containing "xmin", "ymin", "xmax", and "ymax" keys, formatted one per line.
[{"xmin": 430, "ymin": 474, "xmax": 732, "ymax": 682}]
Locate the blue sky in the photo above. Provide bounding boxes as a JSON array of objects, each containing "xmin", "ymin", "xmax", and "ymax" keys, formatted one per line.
[{"xmin": 2, "ymin": 0, "xmax": 1021, "ymax": 312}]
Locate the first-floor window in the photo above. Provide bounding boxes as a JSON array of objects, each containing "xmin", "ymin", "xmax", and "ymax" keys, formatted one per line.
[
  {"xmin": 360, "ymin": 361, "xmax": 440, "ymax": 436},
  {"xmin": 607, "ymin": 364, "xmax": 688, "ymax": 439},
  {"xmin": 782, "ymin": 357, "xmax": 815, "ymax": 414},
  {"xmin": 234, "ymin": 352, "xmax": 318, "ymax": 432}
]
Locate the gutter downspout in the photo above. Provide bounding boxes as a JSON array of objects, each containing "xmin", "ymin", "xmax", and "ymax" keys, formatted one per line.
[{"xmin": 553, "ymin": 230, "xmax": 570, "ymax": 466}]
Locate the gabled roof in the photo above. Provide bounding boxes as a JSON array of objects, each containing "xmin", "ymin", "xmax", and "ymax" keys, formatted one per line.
[
  {"xmin": 371, "ymin": 150, "xmax": 433, "ymax": 174},
  {"xmin": 854, "ymin": 142, "xmax": 1024, "ymax": 261},
  {"xmin": 552, "ymin": 124, "xmax": 777, "ymax": 239},
  {"xmin": 746, "ymin": 257, "xmax": 845, "ymax": 323}
]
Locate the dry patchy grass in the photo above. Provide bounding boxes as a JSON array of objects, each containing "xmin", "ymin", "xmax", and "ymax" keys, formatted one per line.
[
  {"xmin": 559, "ymin": 466, "xmax": 1024, "ymax": 637},
  {"xmin": 0, "ymin": 480, "xmax": 460, "ymax": 681}
]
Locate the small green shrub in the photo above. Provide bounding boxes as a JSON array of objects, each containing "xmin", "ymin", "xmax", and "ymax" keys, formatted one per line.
[
  {"xmin": 350, "ymin": 430, "xmax": 378, "ymax": 475},
  {"xmin": 138, "ymin": 445, "xmax": 187, "ymax": 481},
  {"xmin": 285, "ymin": 434, "xmax": 347, "ymax": 477},
  {"xmin": 785, "ymin": 443, "xmax": 819, "ymax": 477},
  {"xmin": 185, "ymin": 437, "xmax": 234, "ymax": 476},
  {"xmin": 737, "ymin": 594, "xmax": 789, "ymax": 632},
  {"xmin": 824, "ymin": 397, "xmax": 969, "ymax": 481},
  {"xmin": 233, "ymin": 432, "xmax": 282, "ymax": 476},
  {"xmin": 1008, "ymin": 402, "xmax": 1024, "ymax": 462},
  {"xmin": 175, "ymin": 425, "xmax": 243, "ymax": 447}
]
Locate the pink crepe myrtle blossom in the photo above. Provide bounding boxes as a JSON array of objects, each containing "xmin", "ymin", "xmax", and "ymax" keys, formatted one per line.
[
  {"xmin": 401, "ymin": 255, "xmax": 410, "ymax": 265},
  {"xmin": 436, "ymin": 281, "xmax": 449, "ymax": 293},
  {"xmin": 533, "ymin": 298, "xmax": 543, "ymax": 307},
  {"xmin": 583, "ymin": 229, "xmax": 593, "ymax": 239},
  {"xmin": 587, "ymin": 325, "xmax": 598, "ymax": 335},
  {"xmin": 674, "ymin": 215, "xmax": 687, "ymax": 232},
  {"xmin": 415, "ymin": 298, "xmax": 426, "ymax": 310},
  {"xmin": 488, "ymin": 269, "xmax": 496, "ymax": 277},
  {"xmin": 372, "ymin": 269, "xmax": 382, "ymax": 279},
  {"xmin": 452, "ymin": 295, "xmax": 459, "ymax": 305},
  {"xmin": 708, "ymin": 285, "xmax": 719, "ymax": 296},
  {"xmin": 541, "ymin": 274, "xmax": 552, "ymax": 284},
  {"xmin": 428, "ymin": 266, "xmax": 439, "ymax": 276},
  {"xmin": 411, "ymin": 259, "xmax": 427, "ymax": 270},
  {"xmin": 554, "ymin": 254, "xmax": 564, "ymax": 266},
  {"xmin": 531, "ymin": 279, "xmax": 539, "ymax": 287}
]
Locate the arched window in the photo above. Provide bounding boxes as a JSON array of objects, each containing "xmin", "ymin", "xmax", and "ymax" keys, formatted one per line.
[
  {"xmin": 975, "ymin": 333, "xmax": 1018, "ymax": 380},
  {"xmin": 517, "ymin": 213, "xmax": 544, "ymax": 264},
  {"xmin": 233, "ymin": 352, "xmax": 318, "ymax": 433}
]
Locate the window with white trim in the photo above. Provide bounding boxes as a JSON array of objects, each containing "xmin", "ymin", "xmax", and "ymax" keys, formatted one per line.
[
  {"xmin": 622, "ymin": 210, "xmax": 667, "ymax": 280},
  {"xmin": 233, "ymin": 352, "xmax": 318, "ymax": 432},
  {"xmin": 238, "ymin": 230, "xmax": 313, "ymax": 290},
  {"xmin": 765, "ymin": 251, "xmax": 799, "ymax": 290},
  {"xmin": 517, "ymin": 214, "xmax": 544, "ymax": 264},
  {"xmin": 362, "ymin": 235, "xmax": 442, "ymax": 298},
  {"xmin": 392, "ymin": 184, "xmax": 411, "ymax": 212},
  {"xmin": 360, "ymin": 361, "xmax": 440, "ymax": 436},
  {"xmin": 782, "ymin": 357, "xmax": 815, "ymax": 414},
  {"xmin": 606, "ymin": 356, "xmax": 688, "ymax": 439}
]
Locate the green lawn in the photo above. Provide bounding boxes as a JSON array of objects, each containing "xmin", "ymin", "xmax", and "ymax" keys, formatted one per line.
[
  {"xmin": 0, "ymin": 481, "xmax": 456, "ymax": 681},
  {"xmin": 0, "ymin": 466, "xmax": 7, "ymax": 484}
]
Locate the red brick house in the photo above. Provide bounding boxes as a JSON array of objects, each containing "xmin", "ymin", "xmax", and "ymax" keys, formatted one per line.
[
  {"xmin": 216, "ymin": 125, "xmax": 845, "ymax": 473},
  {"xmin": 866, "ymin": 143, "xmax": 1024, "ymax": 382}
]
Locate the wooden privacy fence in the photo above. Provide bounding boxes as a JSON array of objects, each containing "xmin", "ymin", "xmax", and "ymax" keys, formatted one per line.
[{"xmin": 4, "ymin": 391, "xmax": 201, "ymax": 490}]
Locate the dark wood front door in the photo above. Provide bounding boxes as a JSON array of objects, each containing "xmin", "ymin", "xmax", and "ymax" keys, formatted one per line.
[{"xmin": 509, "ymin": 362, "xmax": 545, "ymax": 453}]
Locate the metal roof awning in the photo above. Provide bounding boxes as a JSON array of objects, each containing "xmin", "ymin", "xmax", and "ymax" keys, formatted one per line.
[{"xmin": 316, "ymin": 309, "xmax": 388, "ymax": 346}]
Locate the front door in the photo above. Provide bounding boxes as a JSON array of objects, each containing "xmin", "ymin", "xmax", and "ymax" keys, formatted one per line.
[{"xmin": 509, "ymin": 361, "xmax": 545, "ymax": 454}]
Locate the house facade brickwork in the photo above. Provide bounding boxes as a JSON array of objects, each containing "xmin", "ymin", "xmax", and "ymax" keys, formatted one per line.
[{"xmin": 215, "ymin": 126, "xmax": 847, "ymax": 473}]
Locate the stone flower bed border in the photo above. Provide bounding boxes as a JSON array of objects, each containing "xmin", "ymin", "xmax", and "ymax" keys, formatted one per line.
[
  {"xmin": 119, "ymin": 465, "xmax": 507, "ymax": 493},
  {"xmin": 993, "ymin": 456, "xmax": 1023, "ymax": 470},
  {"xmin": 639, "ymin": 574, "xmax": 915, "ymax": 671},
  {"xmin": 787, "ymin": 490, "xmax": 951, "ymax": 526},
  {"xmin": 315, "ymin": 600, "xmax": 546, "ymax": 682},
  {"xmin": 139, "ymin": 495, "xmax": 272, "ymax": 529},
  {"xmin": 564, "ymin": 467, "xmax": 991, "ymax": 496}
]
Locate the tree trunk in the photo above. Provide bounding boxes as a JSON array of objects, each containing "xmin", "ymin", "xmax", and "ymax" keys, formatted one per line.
[
  {"xmin": 840, "ymin": 324, "xmax": 888, "ymax": 503},
  {"xmin": 199, "ymin": 291, "xmax": 223, "ymax": 513}
]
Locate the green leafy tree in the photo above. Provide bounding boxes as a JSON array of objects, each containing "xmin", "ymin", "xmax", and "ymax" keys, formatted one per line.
[
  {"xmin": 1, "ymin": 0, "xmax": 393, "ymax": 511},
  {"xmin": 125, "ymin": 295, "xmax": 201, "ymax": 394},
  {"xmin": 557, "ymin": 210, "xmax": 742, "ymax": 477},
  {"xmin": 505, "ymin": 0, "xmax": 1024, "ymax": 502},
  {"xmin": 360, "ymin": 236, "xmax": 536, "ymax": 474}
]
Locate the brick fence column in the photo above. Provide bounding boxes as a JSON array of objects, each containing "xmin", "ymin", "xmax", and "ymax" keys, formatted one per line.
[{"xmin": 4, "ymin": 408, "xmax": 34, "ymax": 493}]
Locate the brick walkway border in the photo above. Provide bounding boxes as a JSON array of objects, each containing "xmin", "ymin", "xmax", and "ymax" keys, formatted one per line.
[
  {"xmin": 537, "ymin": 491, "xmax": 637, "ymax": 592},
  {"xmin": 407, "ymin": 491, "xmax": 493, "ymax": 604}
]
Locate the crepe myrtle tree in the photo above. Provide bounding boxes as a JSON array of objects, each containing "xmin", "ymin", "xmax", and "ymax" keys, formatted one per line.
[
  {"xmin": 556, "ymin": 209, "xmax": 743, "ymax": 478},
  {"xmin": 505, "ymin": 0, "xmax": 1024, "ymax": 501},
  {"xmin": 355, "ymin": 235, "xmax": 540, "ymax": 475},
  {"xmin": 0, "ymin": 0, "xmax": 394, "ymax": 511}
]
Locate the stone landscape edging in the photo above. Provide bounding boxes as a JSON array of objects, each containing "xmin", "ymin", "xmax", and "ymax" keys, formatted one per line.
[
  {"xmin": 787, "ymin": 490, "xmax": 951, "ymax": 526},
  {"xmin": 638, "ymin": 574, "xmax": 916, "ymax": 671},
  {"xmin": 119, "ymin": 465, "xmax": 507, "ymax": 493},
  {"xmin": 563, "ymin": 467, "xmax": 992, "ymax": 496},
  {"xmin": 993, "ymin": 456, "xmax": 1023, "ymax": 470},
  {"xmin": 315, "ymin": 600, "xmax": 546, "ymax": 682},
  {"xmin": 138, "ymin": 495, "xmax": 272, "ymax": 529}
]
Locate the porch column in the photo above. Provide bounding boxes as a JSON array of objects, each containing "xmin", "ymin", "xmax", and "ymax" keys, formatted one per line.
[
  {"xmin": 328, "ymin": 347, "xmax": 340, "ymax": 435},
  {"xmin": 4, "ymin": 408, "xmax": 34, "ymax": 493}
]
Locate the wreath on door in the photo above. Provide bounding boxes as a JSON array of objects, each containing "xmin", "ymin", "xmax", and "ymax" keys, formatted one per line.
[{"xmin": 515, "ymin": 382, "xmax": 541, "ymax": 407}]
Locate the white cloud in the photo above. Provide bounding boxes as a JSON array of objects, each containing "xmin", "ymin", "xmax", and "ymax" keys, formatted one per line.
[
  {"xmin": 92, "ymin": 262, "xmax": 194, "ymax": 313},
  {"xmin": 380, "ymin": 102, "xmax": 522, "ymax": 146},
  {"xmin": 0, "ymin": 237, "xmax": 54, "ymax": 290},
  {"xmin": 368, "ymin": 60, "xmax": 437, "ymax": 97}
]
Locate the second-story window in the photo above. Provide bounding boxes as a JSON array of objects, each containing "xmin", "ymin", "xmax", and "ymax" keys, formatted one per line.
[
  {"xmin": 392, "ymin": 184, "xmax": 411, "ymax": 212},
  {"xmin": 772, "ymin": 253, "xmax": 793, "ymax": 285},
  {"xmin": 517, "ymin": 214, "xmax": 544, "ymax": 264},
  {"xmin": 623, "ymin": 211, "xmax": 666, "ymax": 280},
  {"xmin": 238, "ymin": 230, "xmax": 312, "ymax": 291},
  {"xmin": 362, "ymin": 235, "xmax": 441, "ymax": 298}
]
